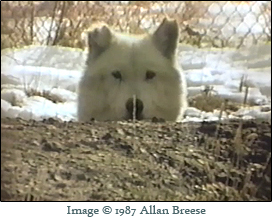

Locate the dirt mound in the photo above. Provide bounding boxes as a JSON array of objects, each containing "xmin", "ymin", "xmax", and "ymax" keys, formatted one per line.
[{"xmin": 1, "ymin": 118, "xmax": 271, "ymax": 201}]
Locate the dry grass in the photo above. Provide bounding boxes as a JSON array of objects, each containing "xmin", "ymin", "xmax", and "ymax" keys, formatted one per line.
[
  {"xmin": 189, "ymin": 74, "xmax": 255, "ymax": 113},
  {"xmin": 25, "ymin": 88, "xmax": 64, "ymax": 103}
]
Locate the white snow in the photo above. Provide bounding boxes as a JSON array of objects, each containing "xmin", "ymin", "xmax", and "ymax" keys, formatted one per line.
[
  {"xmin": 1, "ymin": 1, "xmax": 271, "ymax": 123},
  {"xmin": 1, "ymin": 43, "xmax": 270, "ymax": 123}
]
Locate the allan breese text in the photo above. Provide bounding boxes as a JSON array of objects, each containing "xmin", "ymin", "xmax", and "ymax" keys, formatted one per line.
[{"xmin": 67, "ymin": 205, "xmax": 206, "ymax": 216}]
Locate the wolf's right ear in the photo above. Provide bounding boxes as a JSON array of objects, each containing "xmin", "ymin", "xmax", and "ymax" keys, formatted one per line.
[{"xmin": 87, "ymin": 25, "xmax": 112, "ymax": 60}]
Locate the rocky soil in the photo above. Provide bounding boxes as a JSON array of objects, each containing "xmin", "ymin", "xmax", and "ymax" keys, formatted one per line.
[{"xmin": 1, "ymin": 117, "xmax": 271, "ymax": 201}]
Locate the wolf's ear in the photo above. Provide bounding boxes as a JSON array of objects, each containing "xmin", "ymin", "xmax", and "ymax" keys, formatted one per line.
[
  {"xmin": 87, "ymin": 24, "xmax": 112, "ymax": 60},
  {"xmin": 152, "ymin": 18, "xmax": 179, "ymax": 60}
]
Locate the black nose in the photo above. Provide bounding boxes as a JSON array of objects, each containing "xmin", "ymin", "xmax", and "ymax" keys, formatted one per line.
[{"xmin": 126, "ymin": 98, "xmax": 144, "ymax": 120}]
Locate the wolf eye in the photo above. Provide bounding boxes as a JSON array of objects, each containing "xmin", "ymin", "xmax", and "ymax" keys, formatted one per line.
[
  {"xmin": 146, "ymin": 71, "xmax": 156, "ymax": 80},
  {"xmin": 112, "ymin": 71, "xmax": 122, "ymax": 80}
]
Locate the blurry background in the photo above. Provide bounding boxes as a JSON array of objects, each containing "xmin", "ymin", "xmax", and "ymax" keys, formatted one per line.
[{"xmin": 1, "ymin": 1, "xmax": 271, "ymax": 49}]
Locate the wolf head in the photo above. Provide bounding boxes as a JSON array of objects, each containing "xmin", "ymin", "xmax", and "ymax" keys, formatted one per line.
[{"xmin": 78, "ymin": 18, "xmax": 187, "ymax": 121}]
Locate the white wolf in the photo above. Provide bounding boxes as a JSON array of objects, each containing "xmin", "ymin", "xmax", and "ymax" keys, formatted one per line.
[{"xmin": 77, "ymin": 18, "xmax": 187, "ymax": 122}]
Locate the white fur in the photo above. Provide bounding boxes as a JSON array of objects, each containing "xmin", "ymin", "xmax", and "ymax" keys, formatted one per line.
[{"xmin": 77, "ymin": 18, "xmax": 187, "ymax": 122}]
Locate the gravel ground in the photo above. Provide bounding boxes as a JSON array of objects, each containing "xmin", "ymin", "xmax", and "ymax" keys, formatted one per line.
[{"xmin": 1, "ymin": 117, "xmax": 271, "ymax": 201}]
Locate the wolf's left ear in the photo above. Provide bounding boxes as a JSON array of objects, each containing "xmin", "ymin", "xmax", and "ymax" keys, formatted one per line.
[
  {"xmin": 87, "ymin": 24, "xmax": 112, "ymax": 60},
  {"xmin": 152, "ymin": 18, "xmax": 179, "ymax": 60}
]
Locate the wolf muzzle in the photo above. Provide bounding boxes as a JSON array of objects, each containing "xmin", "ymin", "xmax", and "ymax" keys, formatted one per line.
[{"xmin": 126, "ymin": 98, "xmax": 144, "ymax": 120}]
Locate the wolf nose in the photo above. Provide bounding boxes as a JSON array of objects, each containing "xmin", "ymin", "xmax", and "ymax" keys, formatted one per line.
[{"xmin": 126, "ymin": 98, "xmax": 144, "ymax": 120}]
